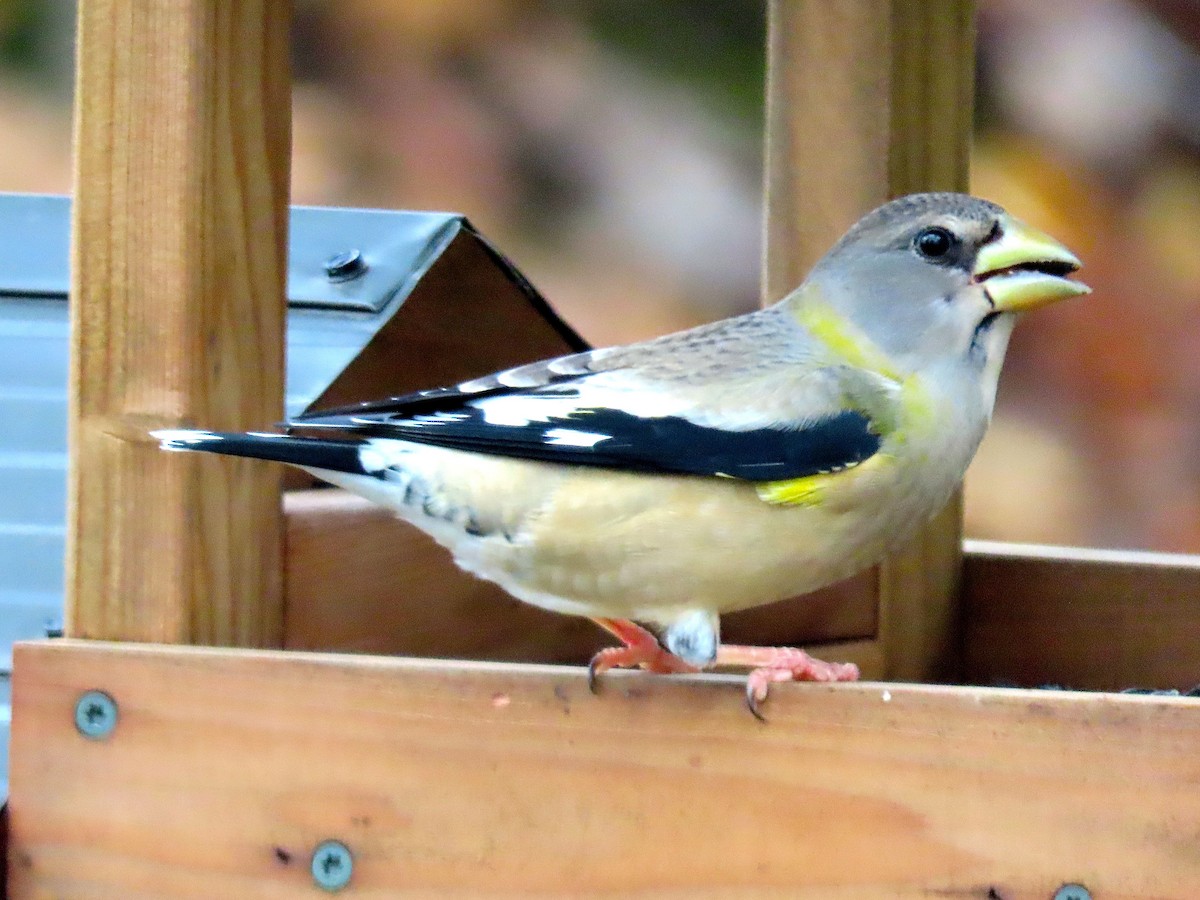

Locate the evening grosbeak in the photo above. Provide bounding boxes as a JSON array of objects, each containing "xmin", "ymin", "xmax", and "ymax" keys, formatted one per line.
[{"xmin": 155, "ymin": 193, "xmax": 1088, "ymax": 718}]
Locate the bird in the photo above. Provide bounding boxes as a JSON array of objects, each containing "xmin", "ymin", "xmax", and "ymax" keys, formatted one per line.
[{"xmin": 153, "ymin": 192, "xmax": 1088, "ymax": 718}]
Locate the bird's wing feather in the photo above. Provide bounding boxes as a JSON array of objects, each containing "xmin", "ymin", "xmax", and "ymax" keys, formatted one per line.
[{"xmin": 291, "ymin": 307, "xmax": 887, "ymax": 481}]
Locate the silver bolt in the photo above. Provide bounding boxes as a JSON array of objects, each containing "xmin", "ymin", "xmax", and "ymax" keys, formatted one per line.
[
  {"xmin": 310, "ymin": 840, "xmax": 353, "ymax": 892},
  {"xmin": 323, "ymin": 249, "xmax": 367, "ymax": 282},
  {"xmin": 74, "ymin": 690, "xmax": 117, "ymax": 740},
  {"xmin": 1054, "ymin": 885, "xmax": 1091, "ymax": 900}
]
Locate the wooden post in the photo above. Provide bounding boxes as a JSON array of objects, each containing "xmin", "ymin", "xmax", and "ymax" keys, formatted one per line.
[
  {"xmin": 66, "ymin": 2, "xmax": 292, "ymax": 645},
  {"xmin": 764, "ymin": 0, "xmax": 976, "ymax": 681}
]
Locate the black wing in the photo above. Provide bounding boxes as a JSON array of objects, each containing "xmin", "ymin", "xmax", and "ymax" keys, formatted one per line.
[
  {"xmin": 290, "ymin": 385, "xmax": 880, "ymax": 482},
  {"xmin": 290, "ymin": 313, "xmax": 882, "ymax": 481}
]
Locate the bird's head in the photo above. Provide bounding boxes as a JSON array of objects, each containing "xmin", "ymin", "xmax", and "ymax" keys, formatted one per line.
[{"xmin": 798, "ymin": 193, "xmax": 1089, "ymax": 388}]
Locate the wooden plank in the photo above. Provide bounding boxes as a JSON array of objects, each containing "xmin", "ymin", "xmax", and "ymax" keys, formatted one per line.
[
  {"xmin": 963, "ymin": 539, "xmax": 1200, "ymax": 691},
  {"xmin": 67, "ymin": 2, "xmax": 292, "ymax": 645},
  {"xmin": 282, "ymin": 490, "xmax": 877, "ymax": 663},
  {"xmin": 763, "ymin": 0, "xmax": 976, "ymax": 681},
  {"xmin": 1, "ymin": 802, "xmax": 7, "ymax": 899},
  {"xmin": 9, "ymin": 640, "xmax": 1200, "ymax": 897}
]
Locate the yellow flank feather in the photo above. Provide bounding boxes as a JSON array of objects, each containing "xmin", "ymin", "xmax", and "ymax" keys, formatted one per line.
[
  {"xmin": 755, "ymin": 452, "xmax": 894, "ymax": 508},
  {"xmin": 755, "ymin": 472, "xmax": 830, "ymax": 507},
  {"xmin": 757, "ymin": 376, "xmax": 937, "ymax": 509}
]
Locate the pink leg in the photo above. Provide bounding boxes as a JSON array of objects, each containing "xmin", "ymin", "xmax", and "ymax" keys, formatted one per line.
[
  {"xmin": 588, "ymin": 617, "xmax": 698, "ymax": 691},
  {"xmin": 715, "ymin": 644, "xmax": 860, "ymax": 721}
]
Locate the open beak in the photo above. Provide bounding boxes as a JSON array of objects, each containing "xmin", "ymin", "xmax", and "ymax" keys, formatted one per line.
[{"xmin": 973, "ymin": 214, "xmax": 1090, "ymax": 313}]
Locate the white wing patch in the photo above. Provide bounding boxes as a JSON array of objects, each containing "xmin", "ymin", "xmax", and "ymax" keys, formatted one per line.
[
  {"xmin": 472, "ymin": 393, "xmax": 593, "ymax": 427},
  {"xmin": 151, "ymin": 429, "xmax": 223, "ymax": 449},
  {"xmin": 542, "ymin": 428, "xmax": 611, "ymax": 448},
  {"xmin": 466, "ymin": 377, "xmax": 826, "ymax": 433},
  {"xmin": 468, "ymin": 372, "xmax": 693, "ymax": 428}
]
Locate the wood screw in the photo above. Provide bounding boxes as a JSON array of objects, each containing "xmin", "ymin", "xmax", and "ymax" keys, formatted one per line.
[
  {"xmin": 73, "ymin": 690, "xmax": 117, "ymax": 740},
  {"xmin": 1054, "ymin": 885, "xmax": 1091, "ymax": 900},
  {"xmin": 310, "ymin": 840, "xmax": 353, "ymax": 892}
]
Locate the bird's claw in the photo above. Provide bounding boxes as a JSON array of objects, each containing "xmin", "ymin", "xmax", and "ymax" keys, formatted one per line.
[
  {"xmin": 587, "ymin": 645, "xmax": 696, "ymax": 692},
  {"xmin": 587, "ymin": 625, "xmax": 697, "ymax": 694},
  {"xmin": 587, "ymin": 621, "xmax": 859, "ymax": 720},
  {"xmin": 586, "ymin": 652, "xmax": 607, "ymax": 694},
  {"xmin": 746, "ymin": 680, "xmax": 769, "ymax": 723},
  {"xmin": 726, "ymin": 648, "xmax": 860, "ymax": 722}
]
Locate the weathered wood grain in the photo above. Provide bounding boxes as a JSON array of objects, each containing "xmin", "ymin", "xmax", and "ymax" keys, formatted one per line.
[
  {"xmin": 67, "ymin": 2, "xmax": 292, "ymax": 645},
  {"xmin": 9, "ymin": 640, "xmax": 1200, "ymax": 897},
  {"xmin": 963, "ymin": 539, "xmax": 1200, "ymax": 691}
]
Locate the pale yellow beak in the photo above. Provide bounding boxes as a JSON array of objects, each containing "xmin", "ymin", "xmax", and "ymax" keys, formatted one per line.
[{"xmin": 973, "ymin": 214, "xmax": 1090, "ymax": 313}]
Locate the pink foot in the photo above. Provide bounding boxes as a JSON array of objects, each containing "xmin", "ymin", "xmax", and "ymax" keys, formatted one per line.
[
  {"xmin": 588, "ymin": 617, "xmax": 697, "ymax": 691},
  {"xmin": 715, "ymin": 644, "xmax": 860, "ymax": 721}
]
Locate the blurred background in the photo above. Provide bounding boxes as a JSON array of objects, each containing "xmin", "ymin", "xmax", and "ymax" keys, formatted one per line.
[{"xmin": 1, "ymin": 0, "xmax": 1197, "ymax": 552}]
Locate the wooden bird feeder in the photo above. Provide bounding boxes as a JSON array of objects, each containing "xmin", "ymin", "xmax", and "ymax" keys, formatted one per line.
[{"xmin": 6, "ymin": 2, "xmax": 1200, "ymax": 897}]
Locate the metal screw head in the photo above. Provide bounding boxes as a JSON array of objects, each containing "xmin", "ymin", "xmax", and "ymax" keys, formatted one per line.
[
  {"xmin": 1054, "ymin": 884, "xmax": 1092, "ymax": 900},
  {"xmin": 310, "ymin": 840, "xmax": 353, "ymax": 892},
  {"xmin": 74, "ymin": 690, "xmax": 117, "ymax": 740},
  {"xmin": 323, "ymin": 249, "xmax": 367, "ymax": 282}
]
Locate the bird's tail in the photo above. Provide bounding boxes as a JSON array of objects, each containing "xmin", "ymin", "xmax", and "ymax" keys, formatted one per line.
[{"xmin": 151, "ymin": 429, "xmax": 376, "ymax": 476}]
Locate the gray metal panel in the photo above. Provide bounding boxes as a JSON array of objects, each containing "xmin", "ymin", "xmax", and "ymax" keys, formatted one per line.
[
  {"xmin": 0, "ymin": 299, "xmax": 70, "ymax": 656},
  {"xmin": 0, "ymin": 194, "xmax": 485, "ymax": 798},
  {"xmin": 289, "ymin": 205, "xmax": 462, "ymax": 312},
  {"xmin": 0, "ymin": 194, "xmax": 466, "ymax": 314},
  {"xmin": 0, "ymin": 193, "xmax": 69, "ymax": 299}
]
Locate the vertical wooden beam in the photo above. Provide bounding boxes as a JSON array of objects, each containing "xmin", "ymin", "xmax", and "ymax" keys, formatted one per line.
[
  {"xmin": 764, "ymin": 0, "xmax": 976, "ymax": 681},
  {"xmin": 0, "ymin": 802, "xmax": 8, "ymax": 899},
  {"xmin": 67, "ymin": 2, "xmax": 292, "ymax": 645}
]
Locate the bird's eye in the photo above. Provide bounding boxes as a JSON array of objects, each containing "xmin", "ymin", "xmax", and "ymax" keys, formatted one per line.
[{"xmin": 914, "ymin": 226, "xmax": 956, "ymax": 260}]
